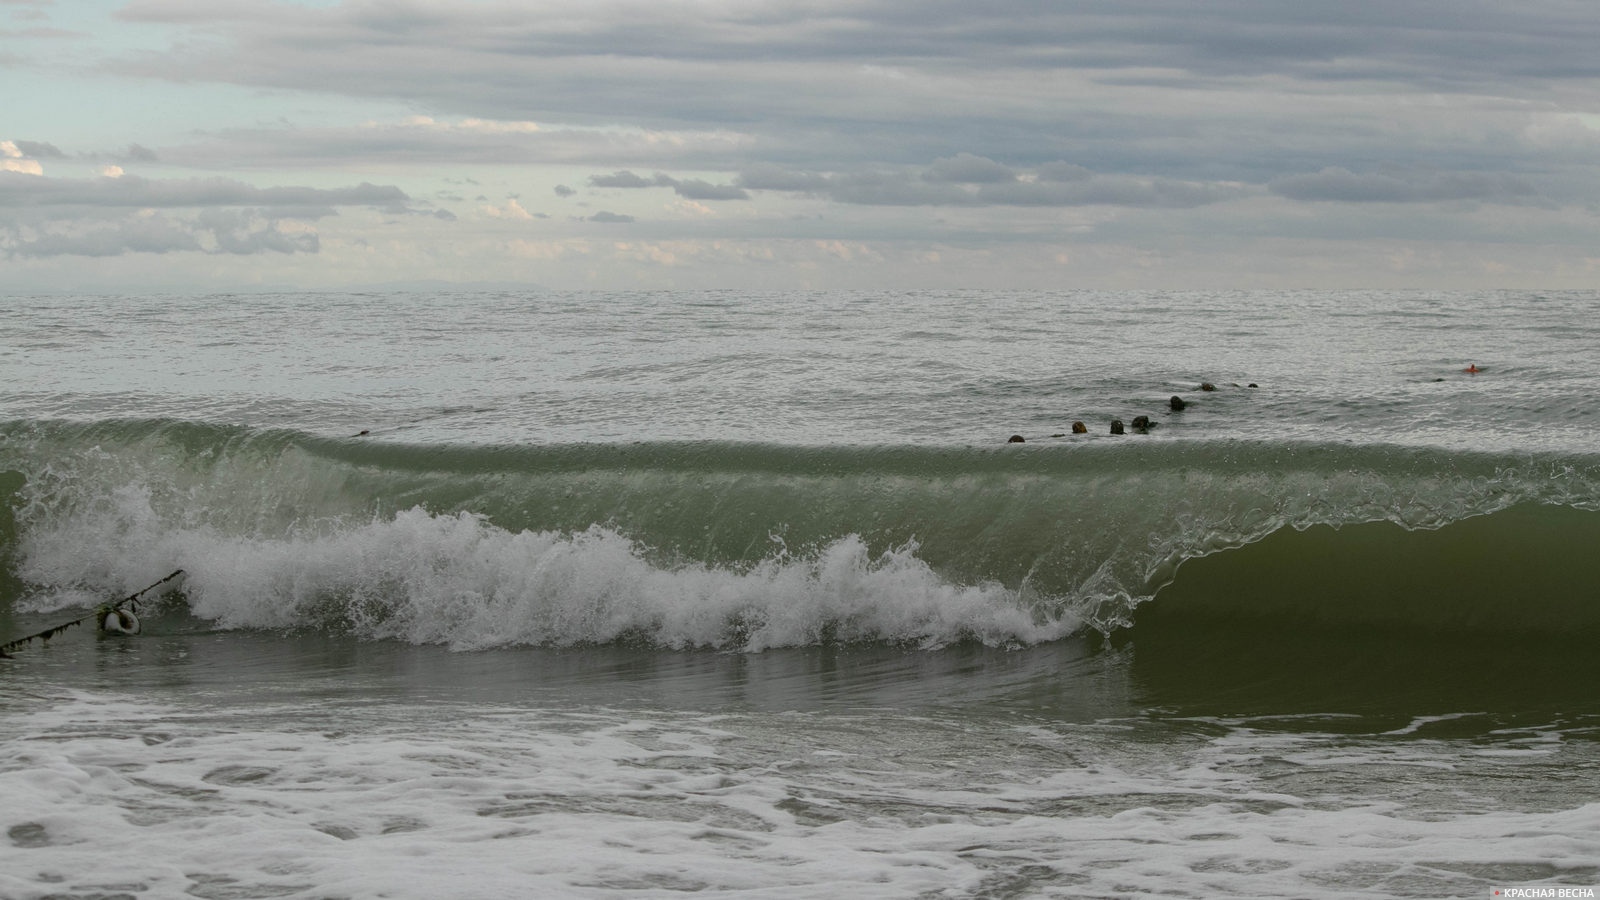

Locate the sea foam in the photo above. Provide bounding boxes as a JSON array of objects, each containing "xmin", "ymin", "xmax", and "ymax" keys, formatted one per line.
[{"xmin": 18, "ymin": 493, "xmax": 1075, "ymax": 651}]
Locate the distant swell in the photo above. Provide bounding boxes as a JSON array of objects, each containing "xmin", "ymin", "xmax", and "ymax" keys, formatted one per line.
[{"xmin": 3, "ymin": 417, "xmax": 1599, "ymax": 649}]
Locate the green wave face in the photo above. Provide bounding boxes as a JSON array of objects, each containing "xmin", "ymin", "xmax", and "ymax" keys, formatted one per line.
[
  {"xmin": 2, "ymin": 418, "xmax": 1598, "ymax": 650},
  {"xmin": 1131, "ymin": 504, "xmax": 1600, "ymax": 719},
  {"xmin": 1148, "ymin": 503, "xmax": 1600, "ymax": 634}
]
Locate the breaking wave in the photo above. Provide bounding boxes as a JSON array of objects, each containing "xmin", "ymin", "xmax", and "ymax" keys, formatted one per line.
[{"xmin": 2, "ymin": 418, "xmax": 1597, "ymax": 650}]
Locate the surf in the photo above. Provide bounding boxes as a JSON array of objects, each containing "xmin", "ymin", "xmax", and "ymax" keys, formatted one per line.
[{"xmin": 3, "ymin": 417, "xmax": 1598, "ymax": 651}]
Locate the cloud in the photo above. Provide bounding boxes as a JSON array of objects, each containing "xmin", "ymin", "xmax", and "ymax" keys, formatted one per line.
[
  {"xmin": 7, "ymin": 1, "xmax": 1599, "ymax": 286},
  {"xmin": 736, "ymin": 165, "xmax": 831, "ymax": 192},
  {"xmin": 578, "ymin": 157, "xmax": 1250, "ymax": 210},
  {"xmin": 506, "ymin": 238, "xmax": 592, "ymax": 261},
  {"xmin": 671, "ymin": 178, "xmax": 748, "ymax": 201},
  {"xmin": 727, "ymin": 157, "xmax": 1248, "ymax": 208},
  {"xmin": 2, "ymin": 209, "xmax": 321, "ymax": 258},
  {"xmin": 0, "ymin": 140, "xmax": 44, "ymax": 175},
  {"xmin": 386, "ymin": 204, "xmax": 459, "ymax": 221},
  {"xmin": 3, "ymin": 217, "xmax": 203, "ymax": 258},
  {"xmin": 1037, "ymin": 161, "xmax": 1093, "ymax": 182},
  {"xmin": 923, "ymin": 153, "xmax": 1017, "ymax": 184},
  {"xmin": 607, "ymin": 239, "xmax": 789, "ymax": 268},
  {"xmin": 113, "ymin": 2, "xmax": 1600, "ymax": 99},
  {"xmin": 590, "ymin": 171, "xmax": 657, "ymax": 189},
  {"xmin": 104, "ymin": 1, "xmax": 1600, "ymax": 180},
  {"xmin": 0, "ymin": 158, "xmax": 43, "ymax": 175},
  {"xmin": 1269, "ymin": 167, "xmax": 1541, "ymax": 204},
  {"xmin": 195, "ymin": 209, "xmax": 318, "ymax": 255},
  {"xmin": 153, "ymin": 118, "xmax": 755, "ymax": 172},
  {"xmin": 12, "ymin": 140, "xmax": 63, "ymax": 159},
  {"xmin": 819, "ymin": 172, "xmax": 974, "ymax": 206},
  {"xmin": 0, "ymin": 169, "xmax": 423, "ymax": 259},
  {"xmin": 0, "ymin": 172, "xmax": 409, "ymax": 209},
  {"xmin": 589, "ymin": 170, "xmax": 748, "ymax": 200},
  {"xmin": 406, "ymin": 115, "xmax": 540, "ymax": 135},
  {"xmin": 978, "ymin": 175, "xmax": 1250, "ymax": 208},
  {"xmin": 482, "ymin": 197, "xmax": 533, "ymax": 219}
]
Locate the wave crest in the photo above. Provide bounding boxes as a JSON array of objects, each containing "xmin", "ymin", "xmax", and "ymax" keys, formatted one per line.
[
  {"xmin": 23, "ymin": 495, "xmax": 1076, "ymax": 650},
  {"xmin": 5, "ymin": 418, "xmax": 1600, "ymax": 649}
]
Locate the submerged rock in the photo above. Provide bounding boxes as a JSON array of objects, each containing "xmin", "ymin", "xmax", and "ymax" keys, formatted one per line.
[
  {"xmin": 1169, "ymin": 396, "xmax": 1187, "ymax": 411},
  {"xmin": 1071, "ymin": 421, "xmax": 1088, "ymax": 434},
  {"xmin": 1109, "ymin": 419, "xmax": 1125, "ymax": 435},
  {"xmin": 1008, "ymin": 434, "xmax": 1026, "ymax": 443}
]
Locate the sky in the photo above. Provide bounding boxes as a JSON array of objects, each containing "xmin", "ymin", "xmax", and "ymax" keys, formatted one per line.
[{"xmin": 4, "ymin": 0, "xmax": 1600, "ymax": 292}]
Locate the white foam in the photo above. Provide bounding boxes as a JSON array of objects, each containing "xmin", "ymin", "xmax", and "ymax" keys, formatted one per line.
[
  {"xmin": 4, "ymin": 690, "xmax": 1599, "ymax": 899},
  {"xmin": 18, "ymin": 495, "xmax": 1077, "ymax": 651}
]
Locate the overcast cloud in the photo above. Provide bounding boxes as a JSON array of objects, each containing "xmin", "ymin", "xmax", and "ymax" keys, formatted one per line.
[{"xmin": 3, "ymin": 0, "xmax": 1600, "ymax": 289}]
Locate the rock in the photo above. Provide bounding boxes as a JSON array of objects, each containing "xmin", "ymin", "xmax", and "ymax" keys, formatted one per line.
[
  {"xmin": 1169, "ymin": 396, "xmax": 1187, "ymax": 411},
  {"xmin": 1008, "ymin": 434, "xmax": 1026, "ymax": 443},
  {"xmin": 1109, "ymin": 419, "xmax": 1125, "ymax": 435},
  {"xmin": 1200, "ymin": 382, "xmax": 1217, "ymax": 392},
  {"xmin": 1131, "ymin": 415, "xmax": 1154, "ymax": 431},
  {"xmin": 1247, "ymin": 383, "xmax": 1258, "ymax": 388},
  {"xmin": 1071, "ymin": 421, "xmax": 1088, "ymax": 434}
]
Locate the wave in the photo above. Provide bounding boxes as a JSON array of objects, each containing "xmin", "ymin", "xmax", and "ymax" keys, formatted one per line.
[
  {"xmin": 1143, "ymin": 502, "xmax": 1600, "ymax": 634},
  {"xmin": 1129, "ymin": 504, "xmax": 1600, "ymax": 718},
  {"xmin": 2, "ymin": 418, "xmax": 1598, "ymax": 650}
]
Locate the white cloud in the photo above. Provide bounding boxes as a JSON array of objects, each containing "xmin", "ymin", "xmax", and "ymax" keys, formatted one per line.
[
  {"xmin": 0, "ymin": 140, "xmax": 43, "ymax": 175},
  {"xmin": 458, "ymin": 118, "xmax": 540, "ymax": 135},
  {"xmin": 482, "ymin": 197, "xmax": 533, "ymax": 220}
]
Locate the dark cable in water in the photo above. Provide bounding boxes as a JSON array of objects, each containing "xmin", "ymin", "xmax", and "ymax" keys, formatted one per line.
[{"xmin": 0, "ymin": 569, "xmax": 185, "ymax": 658}]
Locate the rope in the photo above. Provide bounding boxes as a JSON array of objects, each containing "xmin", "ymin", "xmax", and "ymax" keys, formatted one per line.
[{"xmin": 0, "ymin": 569, "xmax": 186, "ymax": 658}]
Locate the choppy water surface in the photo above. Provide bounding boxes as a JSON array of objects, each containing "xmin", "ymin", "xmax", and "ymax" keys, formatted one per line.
[{"xmin": 3, "ymin": 289, "xmax": 1597, "ymax": 450}]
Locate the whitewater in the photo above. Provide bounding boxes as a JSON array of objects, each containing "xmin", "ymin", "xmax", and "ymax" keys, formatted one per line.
[{"xmin": 2, "ymin": 289, "xmax": 1598, "ymax": 898}]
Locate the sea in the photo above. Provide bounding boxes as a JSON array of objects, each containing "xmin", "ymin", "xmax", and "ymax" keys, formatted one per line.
[{"xmin": 1, "ymin": 289, "xmax": 1598, "ymax": 899}]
